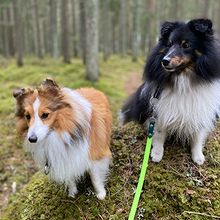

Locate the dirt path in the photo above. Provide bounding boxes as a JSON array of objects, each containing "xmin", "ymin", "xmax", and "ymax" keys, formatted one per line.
[{"xmin": 124, "ymin": 72, "xmax": 142, "ymax": 95}]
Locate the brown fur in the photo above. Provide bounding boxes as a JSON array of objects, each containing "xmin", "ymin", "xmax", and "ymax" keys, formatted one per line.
[
  {"xmin": 14, "ymin": 89, "xmax": 36, "ymax": 135},
  {"xmin": 76, "ymin": 88, "xmax": 112, "ymax": 160},
  {"xmin": 170, "ymin": 56, "xmax": 191, "ymax": 67}
]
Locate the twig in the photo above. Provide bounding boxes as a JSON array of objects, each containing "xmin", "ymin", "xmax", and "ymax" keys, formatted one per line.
[
  {"xmin": 183, "ymin": 211, "xmax": 220, "ymax": 219},
  {"xmin": 98, "ymin": 214, "xmax": 104, "ymax": 220},
  {"xmin": 168, "ymin": 166, "xmax": 186, "ymax": 178}
]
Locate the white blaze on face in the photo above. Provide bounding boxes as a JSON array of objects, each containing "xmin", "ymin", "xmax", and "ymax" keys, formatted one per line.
[
  {"xmin": 163, "ymin": 47, "xmax": 176, "ymax": 61},
  {"xmin": 27, "ymin": 97, "xmax": 49, "ymax": 143}
]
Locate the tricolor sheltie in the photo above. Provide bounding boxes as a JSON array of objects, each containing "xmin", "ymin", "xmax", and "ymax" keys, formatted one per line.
[
  {"xmin": 120, "ymin": 19, "xmax": 220, "ymax": 165},
  {"xmin": 13, "ymin": 79, "xmax": 112, "ymax": 200}
]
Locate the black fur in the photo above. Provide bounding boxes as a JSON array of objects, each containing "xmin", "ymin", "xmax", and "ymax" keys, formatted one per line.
[
  {"xmin": 121, "ymin": 82, "xmax": 152, "ymax": 124},
  {"xmin": 121, "ymin": 18, "xmax": 220, "ymax": 125}
]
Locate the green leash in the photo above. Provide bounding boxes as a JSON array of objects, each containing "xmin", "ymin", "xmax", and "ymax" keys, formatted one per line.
[{"xmin": 128, "ymin": 117, "xmax": 155, "ymax": 220}]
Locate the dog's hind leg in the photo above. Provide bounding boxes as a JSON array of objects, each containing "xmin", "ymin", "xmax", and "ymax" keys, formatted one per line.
[
  {"xmin": 89, "ymin": 157, "xmax": 110, "ymax": 200},
  {"xmin": 191, "ymin": 130, "xmax": 208, "ymax": 165},
  {"xmin": 151, "ymin": 127, "xmax": 166, "ymax": 162}
]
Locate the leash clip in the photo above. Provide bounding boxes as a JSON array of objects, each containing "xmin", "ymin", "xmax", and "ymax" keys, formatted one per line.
[
  {"xmin": 148, "ymin": 96, "xmax": 158, "ymax": 138},
  {"xmin": 148, "ymin": 117, "xmax": 155, "ymax": 138}
]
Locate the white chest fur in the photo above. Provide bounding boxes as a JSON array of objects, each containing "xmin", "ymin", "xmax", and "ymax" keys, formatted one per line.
[
  {"xmin": 155, "ymin": 75, "xmax": 220, "ymax": 138},
  {"xmin": 25, "ymin": 131, "xmax": 91, "ymax": 183}
]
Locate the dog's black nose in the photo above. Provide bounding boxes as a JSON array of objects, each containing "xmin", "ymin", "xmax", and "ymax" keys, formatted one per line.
[
  {"xmin": 28, "ymin": 135, "xmax": 38, "ymax": 143},
  {"xmin": 161, "ymin": 59, "xmax": 170, "ymax": 67}
]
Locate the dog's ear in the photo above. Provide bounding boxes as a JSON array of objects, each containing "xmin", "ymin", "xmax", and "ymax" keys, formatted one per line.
[
  {"xmin": 13, "ymin": 88, "xmax": 34, "ymax": 102},
  {"xmin": 13, "ymin": 88, "xmax": 34, "ymax": 100},
  {"xmin": 188, "ymin": 19, "xmax": 213, "ymax": 36},
  {"xmin": 160, "ymin": 22, "xmax": 177, "ymax": 39},
  {"xmin": 13, "ymin": 88, "xmax": 26, "ymax": 99},
  {"xmin": 41, "ymin": 78, "xmax": 59, "ymax": 89},
  {"xmin": 39, "ymin": 78, "xmax": 60, "ymax": 96}
]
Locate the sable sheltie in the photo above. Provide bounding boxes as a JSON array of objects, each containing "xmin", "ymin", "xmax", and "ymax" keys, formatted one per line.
[
  {"xmin": 13, "ymin": 79, "xmax": 112, "ymax": 200},
  {"xmin": 120, "ymin": 19, "xmax": 220, "ymax": 165}
]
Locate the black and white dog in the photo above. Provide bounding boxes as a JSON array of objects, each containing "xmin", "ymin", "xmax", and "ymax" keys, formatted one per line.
[{"xmin": 120, "ymin": 19, "xmax": 220, "ymax": 165}]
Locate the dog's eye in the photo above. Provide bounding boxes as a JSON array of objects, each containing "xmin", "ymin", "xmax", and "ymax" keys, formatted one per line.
[
  {"xmin": 25, "ymin": 114, "xmax": 31, "ymax": 120},
  {"xmin": 41, "ymin": 113, "xmax": 49, "ymax": 119},
  {"xmin": 182, "ymin": 42, "xmax": 190, "ymax": 49}
]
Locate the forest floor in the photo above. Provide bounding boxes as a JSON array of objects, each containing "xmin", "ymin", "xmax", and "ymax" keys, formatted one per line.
[{"xmin": 0, "ymin": 56, "xmax": 220, "ymax": 220}]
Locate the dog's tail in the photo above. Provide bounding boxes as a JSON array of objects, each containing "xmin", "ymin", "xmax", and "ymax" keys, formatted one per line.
[
  {"xmin": 118, "ymin": 92, "xmax": 137, "ymax": 125},
  {"xmin": 119, "ymin": 83, "xmax": 151, "ymax": 125}
]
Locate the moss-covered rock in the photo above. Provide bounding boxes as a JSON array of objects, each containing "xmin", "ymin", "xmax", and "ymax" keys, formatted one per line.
[{"xmin": 2, "ymin": 124, "xmax": 220, "ymax": 219}]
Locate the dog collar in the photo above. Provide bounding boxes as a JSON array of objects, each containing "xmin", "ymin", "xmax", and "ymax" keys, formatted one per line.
[{"xmin": 149, "ymin": 85, "xmax": 163, "ymax": 119}]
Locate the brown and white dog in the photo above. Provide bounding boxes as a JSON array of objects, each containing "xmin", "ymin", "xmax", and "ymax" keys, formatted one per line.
[{"xmin": 13, "ymin": 79, "xmax": 112, "ymax": 200}]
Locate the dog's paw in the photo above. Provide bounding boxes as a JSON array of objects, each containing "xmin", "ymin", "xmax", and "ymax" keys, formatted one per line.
[
  {"xmin": 96, "ymin": 190, "xmax": 106, "ymax": 200},
  {"xmin": 192, "ymin": 153, "xmax": 205, "ymax": 165},
  {"xmin": 151, "ymin": 146, "xmax": 163, "ymax": 163},
  {"xmin": 68, "ymin": 187, "xmax": 78, "ymax": 198}
]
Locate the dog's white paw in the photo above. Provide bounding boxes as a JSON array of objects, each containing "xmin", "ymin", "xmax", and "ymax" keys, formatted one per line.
[
  {"xmin": 151, "ymin": 146, "xmax": 163, "ymax": 163},
  {"xmin": 96, "ymin": 190, "xmax": 106, "ymax": 200},
  {"xmin": 192, "ymin": 153, "xmax": 205, "ymax": 165},
  {"xmin": 68, "ymin": 187, "xmax": 78, "ymax": 198}
]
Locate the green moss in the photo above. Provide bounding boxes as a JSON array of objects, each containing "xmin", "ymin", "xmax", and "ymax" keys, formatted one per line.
[
  {"xmin": 3, "ymin": 124, "xmax": 219, "ymax": 220},
  {"xmin": 1, "ymin": 57, "xmax": 220, "ymax": 219}
]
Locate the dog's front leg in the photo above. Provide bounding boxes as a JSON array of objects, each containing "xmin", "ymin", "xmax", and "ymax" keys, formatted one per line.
[
  {"xmin": 68, "ymin": 180, "xmax": 78, "ymax": 198},
  {"xmin": 191, "ymin": 130, "xmax": 208, "ymax": 165},
  {"xmin": 151, "ymin": 126, "xmax": 166, "ymax": 163}
]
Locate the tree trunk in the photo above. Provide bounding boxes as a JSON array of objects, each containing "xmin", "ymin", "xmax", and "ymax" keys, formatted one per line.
[
  {"xmin": 32, "ymin": 0, "xmax": 43, "ymax": 59},
  {"xmin": 112, "ymin": 21, "xmax": 119, "ymax": 54},
  {"xmin": 79, "ymin": 0, "xmax": 86, "ymax": 64},
  {"xmin": 49, "ymin": 0, "xmax": 59, "ymax": 58},
  {"xmin": 8, "ymin": 4, "xmax": 15, "ymax": 57},
  {"xmin": 132, "ymin": 0, "xmax": 140, "ymax": 62},
  {"xmin": 13, "ymin": 0, "xmax": 24, "ymax": 66},
  {"xmin": 23, "ymin": 1, "xmax": 33, "ymax": 54},
  {"xmin": 40, "ymin": 19, "xmax": 45, "ymax": 56},
  {"xmin": 61, "ymin": 0, "xmax": 71, "ymax": 63},
  {"xmin": 84, "ymin": 0, "xmax": 99, "ymax": 81},
  {"xmin": 67, "ymin": 0, "xmax": 73, "ymax": 58},
  {"xmin": 147, "ymin": 0, "xmax": 156, "ymax": 53},
  {"xmin": 170, "ymin": 0, "xmax": 178, "ymax": 20},
  {"xmin": 72, "ymin": 0, "xmax": 80, "ymax": 57},
  {"xmin": 102, "ymin": 0, "xmax": 111, "ymax": 61},
  {"xmin": 202, "ymin": 0, "xmax": 211, "ymax": 18},
  {"xmin": 2, "ymin": 8, "xmax": 9, "ymax": 57},
  {"xmin": 43, "ymin": 17, "xmax": 50, "ymax": 55},
  {"xmin": 0, "ymin": 8, "xmax": 2, "ymax": 54},
  {"xmin": 119, "ymin": 0, "xmax": 127, "ymax": 57},
  {"xmin": 127, "ymin": 0, "xmax": 133, "ymax": 54},
  {"xmin": 111, "ymin": 3, "xmax": 119, "ymax": 54},
  {"xmin": 140, "ymin": 0, "xmax": 148, "ymax": 56}
]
